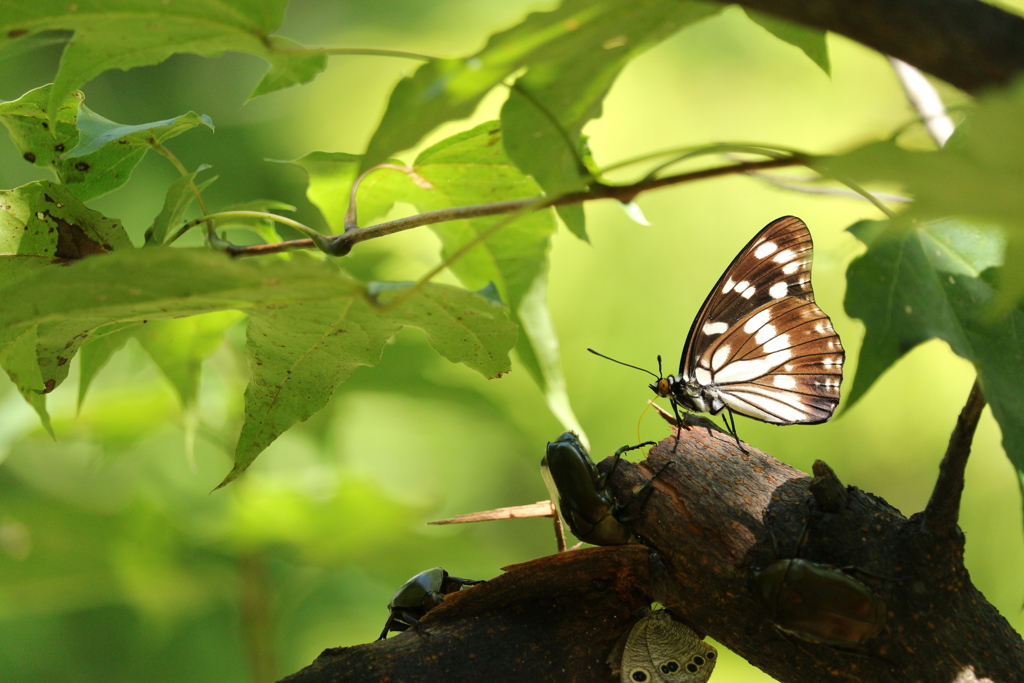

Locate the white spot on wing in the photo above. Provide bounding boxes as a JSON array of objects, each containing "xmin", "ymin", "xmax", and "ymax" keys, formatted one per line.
[
  {"xmin": 743, "ymin": 309, "xmax": 772, "ymax": 334},
  {"xmin": 769, "ymin": 281, "xmax": 789, "ymax": 299},
  {"xmin": 754, "ymin": 323, "xmax": 776, "ymax": 345},
  {"xmin": 773, "ymin": 375, "xmax": 797, "ymax": 389},
  {"xmin": 763, "ymin": 334, "xmax": 791, "ymax": 353},
  {"xmin": 754, "ymin": 241, "xmax": 777, "ymax": 259},
  {"xmin": 714, "ymin": 350, "xmax": 791, "ymax": 383},
  {"xmin": 735, "ymin": 280, "xmax": 749, "ymax": 292},
  {"xmin": 782, "ymin": 261, "xmax": 801, "ymax": 275},
  {"xmin": 741, "ymin": 285, "xmax": 756, "ymax": 299},
  {"xmin": 695, "ymin": 367, "xmax": 712, "ymax": 385},
  {"xmin": 773, "ymin": 249, "xmax": 796, "ymax": 263},
  {"xmin": 722, "ymin": 278, "xmax": 735, "ymax": 294},
  {"xmin": 702, "ymin": 321, "xmax": 729, "ymax": 335},
  {"xmin": 711, "ymin": 345, "xmax": 732, "ymax": 371}
]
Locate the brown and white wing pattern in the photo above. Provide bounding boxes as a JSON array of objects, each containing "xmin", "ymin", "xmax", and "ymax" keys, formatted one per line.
[
  {"xmin": 693, "ymin": 298, "xmax": 843, "ymax": 424},
  {"xmin": 672, "ymin": 216, "xmax": 844, "ymax": 425}
]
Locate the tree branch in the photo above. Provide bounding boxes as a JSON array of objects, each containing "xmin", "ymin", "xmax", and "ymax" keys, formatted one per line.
[
  {"xmin": 278, "ymin": 422, "xmax": 1023, "ymax": 683},
  {"xmin": 922, "ymin": 380, "xmax": 987, "ymax": 538},
  {"xmin": 225, "ymin": 157, "xmax": 801, "ymax": 258},
  {"xmin": 728, "ymin": 0, "xmax": 1024, "ymax": 94}
]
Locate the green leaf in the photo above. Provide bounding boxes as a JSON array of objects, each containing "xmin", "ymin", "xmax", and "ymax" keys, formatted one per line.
[
  {"xmin": 742, "ymin": 9, "xmax": 830, "ymax": 75},
  {"xmin": 0, "ymin": 85, "xmax": 214, "ymax": 202},
  {"xmin": 0, "ymin": 180, "xmax": 131, "ymax": 266},
  {"xmin": 135, "ymin": 311, "xmax": 245, "ymax": 408},
  {"xmin": 0, "ymin": 326, "xmax": 52, "ymax": 436},
  {"xmin": 294, "ymin": 124, "xmax": 587, "ymax": 440},
  {"xmin": 844, "ymin": 218, "xmax": 1024, "ymax": 497},
  {"xmin": 501, "ymin": 0, "xmax": 720, "ymax": 240},
  {"xmin": 513, "ymin": 267, "xmax": 587, "ymax": 442},
  {"xmin": 77, "ymin": 324, "xmax": 134, "ymax": 409},
  {"xmin": 0, "ymin": 0, "xmax": 322, "ymax": 121},
  {"xmin": 68, "ymin": 106, "xmax": 214, "ymax": 158},
  {"xmin": 0, "ymin": 248, "xmax": 517, "ymax": 484},
  {"xmin": 145, "ymin": 166, "xmax": 216, "ymax": 246},
  {"xmin": 361, "ymin": 0, "xmax": 718, "ymax": 176},
  {"xmin": 819, "ymin": 77, "xmax": 1024, "ymax": 307},
  {"xmin": 249, "ymin": 37, "xmax": 328, "ymax": 100},
  {"xmin": 0, "ymin": 180, "xmax": 132, "ymax": 424}
]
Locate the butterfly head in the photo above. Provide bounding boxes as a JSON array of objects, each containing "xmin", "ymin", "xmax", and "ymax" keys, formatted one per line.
[{"xmin": 650, "ymin": 377, "xmax": 671, "ymax": 398}]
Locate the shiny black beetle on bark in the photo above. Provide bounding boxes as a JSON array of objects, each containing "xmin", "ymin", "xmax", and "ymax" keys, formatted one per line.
[
  {"xmin": 377, "ymin": 567, "xmax": 483, "ymax": 640},
  {"xmin": 752, "ymin": 507, "xmax": 888, "ymax": 650},
  {"xmin": 541, "ymin": 432, "xmax": 658, "ymax": 546}
]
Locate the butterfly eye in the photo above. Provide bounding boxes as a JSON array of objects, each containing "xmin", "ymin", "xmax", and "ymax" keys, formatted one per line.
[
  {"xmin": 655, "ymin": 378, "xmax": 671, "ymax": 396},
  {"xmin": 660, "ymin": 660, "xmax": 680, "ymax": 674},
  {"xmin": 630, "ymin": 669, "xmax": 649, "ymax": 682}
]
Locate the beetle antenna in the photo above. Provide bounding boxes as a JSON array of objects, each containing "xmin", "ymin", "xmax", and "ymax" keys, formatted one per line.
[{"xmin": 588, "ymin": 348, "xmax": 661, "ymax": 380}]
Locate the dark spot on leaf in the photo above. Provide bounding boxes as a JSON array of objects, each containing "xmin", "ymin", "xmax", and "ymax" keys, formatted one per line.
[
  {"xmin": 57, "ymin": 357, "xmax": 68, "ymax": 366},
  {"xmin": 75, "ymin": 162, "xmax": 90, "ymax": 172},
  {"xmin": 23, "ymin": 152, "xmax": 36, "ymax": 163},
  {"xmin": 41, "ymin": 122, "xmax": 48, "ymax": 130},
  {"xmin": 55, "ymin": 144, "xmax": 65, "ymax": 153},
  {"xmin": 8, "ymin": 29, "xmax": 27, "ymax": 38},
  {"xmin": 53, "ymin": 215, "xmax": 109, "ymax": 260},
  {"xmin": 43, "ymin": 379, "xmax": 56, "ymax": 393}
]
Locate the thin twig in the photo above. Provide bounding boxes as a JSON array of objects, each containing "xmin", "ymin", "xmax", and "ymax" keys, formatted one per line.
[
  {"xmin": 225, "ymin": 157, "xmax": 802, "ymax": 258},
  {"xmin": 151, "ymin": 143, "xmax": 216, "ymax": 242},
  {"xmin": 748, "ymin": 173, "xmax": 912, "ymax": 203},
  {"xmin": 922, "ymin": 380, "xmax": 986, "ymax": 537}
]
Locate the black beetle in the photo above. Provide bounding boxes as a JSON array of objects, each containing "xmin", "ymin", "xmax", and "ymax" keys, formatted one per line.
[
  {"xmin": 541, "ymin": 432, "xmax": 658, "ymax": 546},
  {"xmin": 753, "ymin": 555, "xmax": 886, "ymax": 646},
  {"xmin": 377, "ymin": 567, "xmax": 483, "ymax": 640}
]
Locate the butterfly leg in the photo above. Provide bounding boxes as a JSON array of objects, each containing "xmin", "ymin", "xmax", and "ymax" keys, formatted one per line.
[{"xmin": 722, "ymin": 409, "xmax": 749, "ymax": 454}]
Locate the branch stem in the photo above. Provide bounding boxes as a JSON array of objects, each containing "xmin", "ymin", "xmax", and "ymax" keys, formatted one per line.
[
  {"xmin": 227, "ymin": 157, "xmax": 802, "ymax": 258},
  {"xmin": 923, "ymin": 380, "xmax": 987, "ymax": 537}
]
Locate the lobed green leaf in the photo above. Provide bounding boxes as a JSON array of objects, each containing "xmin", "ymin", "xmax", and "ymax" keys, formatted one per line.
[
  {"xmin": 500, "ymin": 0, "xmax": 720, "ymax": 239},
  {"xmin": 0, "ymin": 246, "xmax": 516, "ymax": 485},
  {"xmin": 0, "ymin": 85, "xmax": 213, "ymax": 202},
  {"xmin": 845, "ymin": 218, "xmax": 1024, "ymax": 506}
]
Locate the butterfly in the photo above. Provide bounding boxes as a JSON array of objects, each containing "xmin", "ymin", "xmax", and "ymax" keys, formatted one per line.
[
  {"xmin": 592, "ymin": 216, "xmax": 844, "ymax": 443},
  {"xmin": 609, "ymin": 610, "xmax": 717, "ymax": 683}
]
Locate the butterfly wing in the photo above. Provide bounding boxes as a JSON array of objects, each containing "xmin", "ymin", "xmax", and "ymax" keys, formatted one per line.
[
  {"xmin": 678, "ymin": 216, "xmax": 843, "ymax": 424},
  {"xmin": 696, "ymin": 297, "xmax": 843, "ymax": 423},
  {"xmin": 619, "ymin": 611, "xmax": 717, "ymax": 683}
]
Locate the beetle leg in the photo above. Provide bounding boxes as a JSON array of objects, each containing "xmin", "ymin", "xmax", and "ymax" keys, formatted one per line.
[
  {"xmin": 615, "ymin": 460, "xmax": 673, "ymax": 524},
  {"xmin": 376, "ymin": 613, "xmax": 398, "ymax": 641},
  {"xmin": 444, "ymin": 576, "xmax": 486, "ymax": 591},
  {"xmin": 595, "ymin": 440, "xmax": 657, "ymax": 489}
]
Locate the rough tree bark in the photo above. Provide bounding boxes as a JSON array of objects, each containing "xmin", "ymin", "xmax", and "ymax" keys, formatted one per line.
[{"xmin": 279, "ymin": 413, "xmax": 1024, "ymax": 683}]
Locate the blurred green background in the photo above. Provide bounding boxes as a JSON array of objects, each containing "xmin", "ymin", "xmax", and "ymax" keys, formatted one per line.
[{"xmin": 0, "ymin": 2, "xmax": 1019, "ymax": 681}]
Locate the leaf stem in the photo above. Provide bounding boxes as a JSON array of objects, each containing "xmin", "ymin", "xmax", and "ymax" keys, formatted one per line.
[
  {"xmin": 151, "ymin": 142, "xmax": 216, "ymax": 242},
  {"xmin": 168, "ymin": 211, "xmax": 331, "ymax": 252}
]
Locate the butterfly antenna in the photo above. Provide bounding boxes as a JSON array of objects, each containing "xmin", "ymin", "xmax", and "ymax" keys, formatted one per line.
[{"xmin": 587, "ymin": 348, "xmax": 660, "ymax": 380}]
